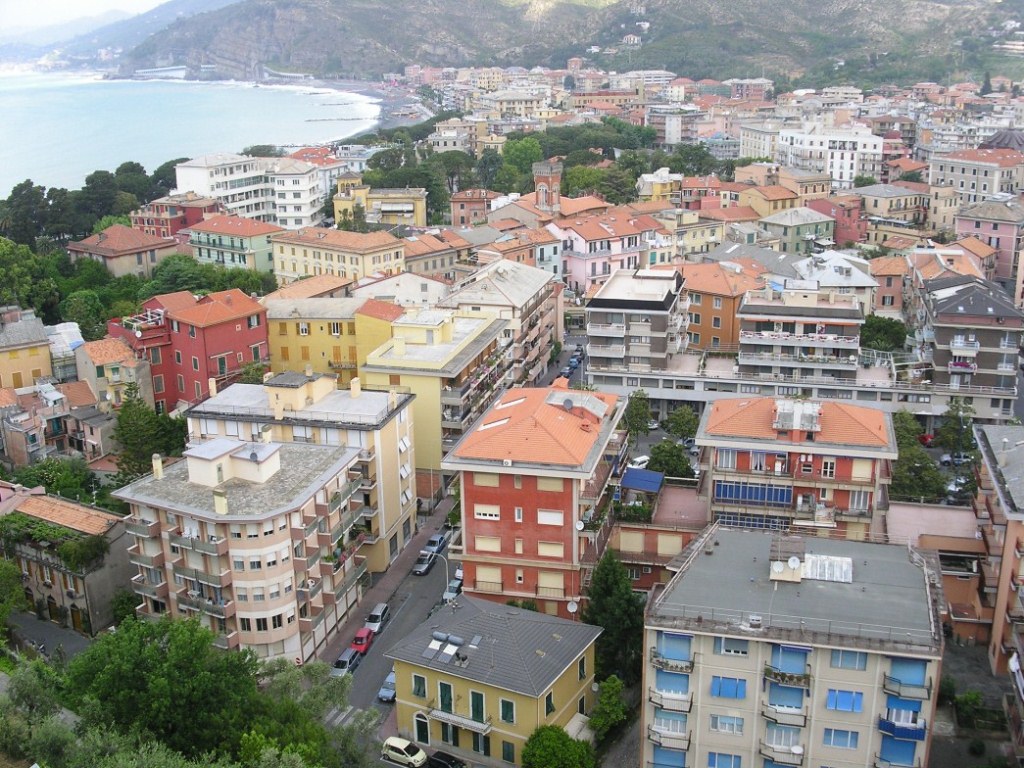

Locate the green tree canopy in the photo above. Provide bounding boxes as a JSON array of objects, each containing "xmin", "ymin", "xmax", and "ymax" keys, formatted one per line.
[
  {"xmin": 664, "ymin": 405, "xmax": 699, "ymax": 440},
  {"xmin": 13, "ymin": 457, "xmax": 99, "ymax": 502},
  {"xmin": 112, "ymin": 383, "xmax": 187, "ymax": 482},
  {"xmin": 562, "ymin": 165, "xmax": 606, "ymax": 197},
  {"xmin": 936, "ymin": 397, "xmax": 976, "ymax": 453},
  {"xmin": 522, "ymin": 725, "xmax": 596, "ymax": 768},
  {"xmin": 580, "ymin": 550, "xmax": 644, "ymax": 682},
  {"xmin": 853, "ymin": 175, "xmax": 877, "ymax": 188},
  {"xmin": 648, "ymin": 440, "xmax": 693, "ymax": 478},
  {"xmin": 503, "ymin": 137, "xmax": 544, "ymax": 175},
  {"xmin": 860, "ymin": 315, "xmax": 908, "ymax": 352},
  {"xmin": 589, "ymin": 675, "xmax": 628, "ymax": 743},
  {"xmin": 474, "ymin": 149, "xmax": 504, "ymax": 190},
  {"xmin": 622, "ymin": 389, "xmax": 652, "ymax": 447},
  {"xmin": 0, "ymin": 558, "xmax": 26, "ymax": 637},
  {"xmin": 92, "ymin": 215, "xmax": 132, "ymax": 235},
  {"xmin": 61, "ymin": 289, "xmax": 108, "ymax": 340}
]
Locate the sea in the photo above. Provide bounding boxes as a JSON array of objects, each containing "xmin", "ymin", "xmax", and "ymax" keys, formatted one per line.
[{"xmin": 0, "ymin": 70, "xmax": 382, "ymax": 197}]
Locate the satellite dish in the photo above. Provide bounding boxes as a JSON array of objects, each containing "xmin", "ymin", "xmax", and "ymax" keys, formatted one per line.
[
  {"xmin": 787, "ymin": 556, "xmax": 801, "ymax": 570},
  {"xmin": 135, "ymin": 330, "xmax": 142, "ymax": 338},
  {"xmin": 563, "ymin": 398, "xmax": 574, "ymax": 412},
  {"xmin": 575, "ymin": 520, "xmax": 585, "ymax": 531},
  {"xmin": 567, "ymin": 601, "xmax": 578, "ymax": 614},
  {"xmin": 771, "ymin": 561, "xmax": 785, "ymax": 574}
]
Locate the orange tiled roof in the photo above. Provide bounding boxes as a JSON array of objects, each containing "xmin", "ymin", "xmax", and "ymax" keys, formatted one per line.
[
  {"xmin": 491, "ymin": 218, "xmax": 527, "ymax": 232},
  {"xmin": 14, "ymin": 494, "xmax": 122, "ymax": 536},
  {"xmin": 436, "ymin": 230, "xmax": 473, "ymax": 249},
  {"xmin": 698, "ymin": 206, "xmax": 761, "ymax": 222},
  {"xmin": 868, "ymin": 256, "xmax": 908, "ymax": 277},
  {"xmin": 514, "ymin": 193, "xmax": 610, "ymax": 218},
  {"xmin": 942, "ymin": 148, "xmax": 1024, "ymax": 167},
  {"xmin": 81, "ymin": 338, "xmax": 134, "ymax": 366},
  {"xmin": 0, "ymin": 388, "xmax": 17, "ymax": 408},
  {"xmin": 167, "ymin": 289, "xmax": 264, "ymax": 328},
  {"xmin": 745, "ymin": 185, "xmax": 798, "ymax": 201},
  {"xmin": 451, "ymin": 385, "xmax": 618, "ymax": 466},
  {"xmin": 187, "ymin": 214, "xmax": 284, "ymax": 237},
  {"xmin": 952, "ymin": 236, "xmax": 997, "ymax": 259},
  {"xmin": 674, "ymin": 261, "xmax": 766, "ymax": 297},
  {"xmin": 262, "ymin": 274, "xmax": 353, "ymax": 301},
  {"xmin": 68, "ymin": 224, "xmax": 174, "ymax": 257},
  {"xmin": 451, "ymin": 189, "xmax": 502, "ymax": 202},
  {"xmin": 149, "ymin": 291, "xmax": 200, "ymax": 313},
  {"xmin": 402, "ymin": 233, "xmax": 454, "ymax": 257},
  {"xmin": 270, "ymin": 228, "xmax": 402, "ymax": 252},
  {"xmin": 355, "ymin": 298, "xmax": 404, "ymax": 322},
  {"xmin": 705, "ymin": 398, "xmax": 891, "ymax": 448},
  {"xmin": 57, "ymin": 380, "xmax": 97, "ymax": 408}
]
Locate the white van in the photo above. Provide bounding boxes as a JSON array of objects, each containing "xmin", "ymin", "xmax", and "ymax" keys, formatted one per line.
[{"xmin": 364, "ymin": 602, "xmax": 390, "ymax": 634}]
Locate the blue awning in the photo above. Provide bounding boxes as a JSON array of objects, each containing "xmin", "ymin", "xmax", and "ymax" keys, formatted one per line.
[{"xmin": 621, "ymin": 467, "xmax": 665, "ymax": 493}]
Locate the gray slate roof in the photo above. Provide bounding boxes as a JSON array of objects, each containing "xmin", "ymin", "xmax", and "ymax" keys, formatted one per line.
[
  {"xmin": 0, "ymin": 311, "xmax": 48, "ymax": 350},
  {"xmin": 385, "ymin": 595, "xmax": 602, "ymax": 697}
]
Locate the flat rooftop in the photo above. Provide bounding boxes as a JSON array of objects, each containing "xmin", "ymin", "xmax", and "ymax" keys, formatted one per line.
[
  {"xmin": 114, "ymin": 441, "xmax": 358, "ymax": 520},
  {"xmin": 651, "ymin": 527, "xmax": 941, "ymax": 654},
  {"xmin": 362, "ymin": 316, "xmax": 508, "ymax": 375}
]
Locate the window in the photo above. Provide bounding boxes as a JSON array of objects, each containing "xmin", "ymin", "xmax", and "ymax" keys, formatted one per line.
[
  {"xmin": 439, "ymin": 682, "xmax": 453, "ymax": 713},
  {"xmin": 707, "ymin": 753, "xmax": 741, "ymax": 768},
  {"xmin": 713, "ymin": 296, "xmax": 723, "ymax": 309},
  {"xmin": 537, "ymin": 509, "xmax": 563, "ymax": 526},
  {"xmin": 412, "ymin": 674, "xmax": 426, "ymax": 698},
  {"xmin": 823, "ymin": 728, "xmax": 859, "ymax": 749},
  {"xmin": 710, "ymin": 714, "xmax": 744, "ymax": 734},
  {"xmin": 502, "ymin": 741, "xmax": 515, "ymax": 763},
  {"xmin": 240, "ymin": 617, "xmax": 252, "ymax": 632},
  {"xmin": 474, "ymin": 504, "xmax": 500, "ymax": 520},
  {"xmin": 714, "ymin": 637, "xmax": 749, "ymax": 656},
  {"xmin": 500, "ymin": 698, "xmax": 515, "ymax": 723},
  {"xmin": 821, "ymin": 459, "xmax": 836, "ymax": 479},
  {"xmin": 255, "ymin": 617, "xmax": 268, "ymax": 631},
  {"xmin": 188, "ymin": 325, "xmax": 196, "ymax": 338},
  {"xmin": 545, "ymin": 691, "xmax": 555, "ymax": 715},
  {"xmin": 514, "ymin": 507, "xmax": 523, "ymax": 522},
  {"xmin": 272, "ymin": 614, "xmax": 283, "ymax": 629},
  {"xmin": 716, "ymin": 449, "xmax": 737, "ymax": 469},
  {"xmin": 826, "ymin": 689, "xmax": 863, "ymax": 712},
  {"xmin": 174, "ymin": 350, "xmax": 182, "ymax": 365},
  {"xmin": 830, "ymin": 649, "xmax": 867, "ymax": 670},
  {"xmin": 710, "ymin": 676, "xmax": 747, "ymax": 699},
  {"xmin": 578, "ymin": 656, "xmax": 586, "ymax": 680}
]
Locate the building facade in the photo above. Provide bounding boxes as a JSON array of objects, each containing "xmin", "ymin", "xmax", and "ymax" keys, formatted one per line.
[
  {"xmin": 271, "ymin": 228, "xmax": 406, "ymax": 285},
  {"xmin": 188, "ymin": 215, "xmax": 284, "ymax": 273},
  {"xmin": 0, "ymin": 307, "xmax": 52, "ymax": 389}
]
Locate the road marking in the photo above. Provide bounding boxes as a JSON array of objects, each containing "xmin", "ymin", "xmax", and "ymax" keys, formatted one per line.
[{"xmin": 325, "ymin": 704, "xmax": 353, "ymax": 727}]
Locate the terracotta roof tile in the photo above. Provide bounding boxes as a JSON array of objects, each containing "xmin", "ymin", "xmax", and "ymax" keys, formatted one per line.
[
  {"xmin": 57, "ymin": 380, "xmax": 97, "ymax": 408},
  {"xmin": 704, "ymin": 398, "xmax": 892, "ymax": 448},
  {"xmin": 167, "ymin": 289, "xmax": 264, "ymax": 328},
  {"xmin": 148, "ymin": 291, "xmax": 200, "ymax": 313},
  {"xmin": 746, "ymin": 185, "xmax": 799, "ymax": 201},
  {"xmin": 270, "ymin": 228, "xmax": 402, "ymax": 252},
  {"xmin": 0, "ymin": 388, "xmax": 17, "ymax": 408},
  {"xmin": 14, "ymin": 494, "xmax": 122, "ymax": 536},
  {"xmin": 262, "ymin": 274, "xmax": 353, "ymax": 301},
  {"xmin": 942, "ymin": 148, "xmax": 1024, "ymax": 167},
  {"xmin": 68, "ymin": 224, "xmax": 175, "ymax": 257},
  {"xmin": 355, "ymin": 298, "xmax": 404, "ymax": 322},
  {"xmin": 698, "ymin": 206, "xmax": 761, "ymax": 222},
  {"xmin": 672, "ymin": 261, "xmax": 766, "ymax": 296},
  {"xmin": 187, "ymin": 214, "xmax": 284, "ymax": 237},
  {"xmin": 81, "ymin": 338, "xmax": 135, "ymax": 366},
  {"xmin": 868, "ymin": 256, "xmax": 908, "ymax": 277}
]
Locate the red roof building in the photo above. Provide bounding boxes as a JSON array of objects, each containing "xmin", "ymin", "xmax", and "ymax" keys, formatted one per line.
[
  {"xmin": 67, "ymin": 225, "xmax": 180, "ymax": 278},
  {"xmin": 130, "ymin": 192, "xmax": 225, "ymax": 241},
  {"xmin": 450, "ymin": 188, "xmax": 502, "ymax": 227}
]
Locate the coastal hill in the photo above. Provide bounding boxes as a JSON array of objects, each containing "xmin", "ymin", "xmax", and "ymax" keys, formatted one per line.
[{"xmin": 95, "ymin": 0, "xmax": 1024, "ymax": 83}]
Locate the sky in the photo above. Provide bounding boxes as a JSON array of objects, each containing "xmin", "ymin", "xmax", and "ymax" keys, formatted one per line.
[{"xmin": 0, "ymin": 0, "xmax": 165, "ymax": 30}]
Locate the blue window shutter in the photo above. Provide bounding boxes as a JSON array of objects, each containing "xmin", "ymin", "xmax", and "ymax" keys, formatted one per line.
[
  {"xmin": 711, "ymin": 677, "xmax": 722, "ymax": 696},
  {"xmin": 737, "ymin": 679, "xmax": 746, "ymax": 698},
  {"xmin": 827, "ymin": 690, "xmax": 837, "ymax": 709}
]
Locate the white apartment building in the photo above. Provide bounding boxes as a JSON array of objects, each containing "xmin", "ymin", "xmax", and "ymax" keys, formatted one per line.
[
  {"xmin": 775, "ymin": 125, "xmax": 883, "ymax": 190},
  {"xmin": 267, "ymin": 158, "xmax": 325, "ymax": 229},
  {"xmin": 739, "ymin": 122, "xmax": 788, "ymax": 161},
  {"xmin": 117, "ymin": 437, "xmax": 367, "ymax": 661},
  {"xmin": 642, "ymin": 526, "xmax": 943, "ymax": 768}
]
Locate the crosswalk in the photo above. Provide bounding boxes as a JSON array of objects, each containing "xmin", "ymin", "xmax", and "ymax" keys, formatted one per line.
[{"xmin": 324, "ymin": 704, "xmax": 354, "ymax": 728}]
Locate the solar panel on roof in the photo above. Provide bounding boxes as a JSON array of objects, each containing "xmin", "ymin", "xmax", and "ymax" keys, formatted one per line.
[
  {"xmin": 469, "ymin": 635, "xmax": 482, "ymax": 648},
  {"xmin": 422, "ymin": 639, "xmax": 443, "ymax": 659},
  {"xmin": 438, "ymin": 643, "xmax": 459, "ymax": 663}
]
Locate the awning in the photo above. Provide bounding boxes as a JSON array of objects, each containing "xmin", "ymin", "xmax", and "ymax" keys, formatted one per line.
[
  {"xmin": 428, "ymin": 708, "xmax": 492, "ymax": 734},
  {"xmin": 621, "ymin": 467, "xmax": 665, "ymax": 493}
]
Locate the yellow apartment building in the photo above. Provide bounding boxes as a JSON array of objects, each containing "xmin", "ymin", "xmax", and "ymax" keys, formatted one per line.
[
  {"xmin": 270, "ymin": 228, "xmax": 406, "ymax": 285},
  {"xmin": 264, "ymin": 298, "xmax": 366, "ymax": 384},
  {"xmin": 185, "ymin": 372, "xmax": 417, "ymax": 575},
  {"xmin": 0, "ymin": 307, "xmax": 52, "ymax": 389},
  {"xmin": 359, "ymin": 309, "xmax": 510, "ymax": 472},
  {"xmin": 332, "ymin": 173, "xmax": 428, "ymax": 228},
  {"xmin": 387, "ymin": 596, "xmax": 601, "ymax": 766}
]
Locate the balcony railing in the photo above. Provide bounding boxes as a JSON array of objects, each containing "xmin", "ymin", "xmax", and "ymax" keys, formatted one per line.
[
  {"xmin": 648, "ymin": 688, "xmax": 693, "ymax": 713},
  {"xmin": 763, "ymin": 665, "xmax": 812, "ymax": 688},
  {"xmin": 878, "ymin": 716, "xmax": 927, "ymax": 740},
  {"xmin": 759, "ymin": 741, "xmax": 805, "ymax": 766},
  {"xmin": 212, "ymin": 631, "xmax": 239, "ymax": 650},
  {"xmin": 331, "ymin": 556, "xmax": 368, "ymax": 601},
  {"xmin": 131, "ymin": 574, "xmax": 168, "ymax": 599},
  {"xmin": 298, "ymin": 577, "xmax": 323, "ymax": 601},
  {"xmin": 192, "ymin": 536, "xmax": 228, "ymax": 556},
  {"xmin": 128, "ymin": 545, "xmax": 165, "ymax": 569},
  {"xmin": 126, "ymin": 518, "xmax": 160, "ymax": 538},
  {"xmin": 881, "ymin": 674, "xmax": 932, "ymax": 700},
  {"xmin": 537, "ymin": 585, "xmax": 565, "ymax": 599},
  {"xmin": 948, "ymin": 361, "xmax": 978, "ymax": 374},
  {"xmin": 649, "ymin": 648, "xmax": 695, "ymax": 673},
  {"xmin": 647, "ymin": 725, "xmax": 691, "ymax": 750},
  {"xmin": 762, "ymin": 701, "xmax": 808, "ymax": 727},
  {"xmin": 472, "ymin": 580, "xmax": 503, "ymax": 594},
  {"xmin": 874, "ymin": 756, "xmax": 921, "ymax": 768},
  {"xmin": 949, "ymin": 338, "xmax": 981, "ymax": 354},
  {"xmin": 177, "ymin": 592, "xmax": 236, "ymax": 619}
]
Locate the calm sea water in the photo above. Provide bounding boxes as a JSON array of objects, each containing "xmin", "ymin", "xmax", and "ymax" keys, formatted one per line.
[{"xmin": 0, "ymin": 71, "xmax": 381, "ymax": 196}]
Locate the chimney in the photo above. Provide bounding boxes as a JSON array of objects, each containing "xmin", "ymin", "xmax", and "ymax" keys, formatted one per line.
[
  {"xmin": 350, "ymin": 377, "xmax": 362, "ymax": 398},
  {"xmin": 388, "ymin": 388, "xmax": 397, "ymax": 409},
  {"xmin": 152, "ymin": 453, "xmax": 164, "ymax": 480},
  {"xmin": 273, "ymin": 399, "xmax": 284, "ymax": 421},
  {"xmin": 304, "ymin": 363, "xmax": 313, "ymax": 378},
  {"xmin": 208, "ymin": 377, "xmax": 218, "ymax": 397},
  {"xmin": 213, "ymin": 489, "xmax": 228, "ymax": 515},
  {"xmin": 1000, "ymin": 437, "xmax": 1010, "ymax": 467},
  {"xmin": 261, "ymin": 424, "xmax": 273, "ymax": 444}
]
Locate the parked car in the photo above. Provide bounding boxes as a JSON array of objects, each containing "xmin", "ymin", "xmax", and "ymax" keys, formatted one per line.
[
  {"xmin": 939, "ymin": 452, "xmax": 973, "ymax": 467},
  {"xmin": 679, "ymin": 437, "xmax": 700, "ymax": 455},
  {"xmin": 381, "ymin": 737, "xmax": 427, "ymax": 767},
  {"xmin": 647, "ymin": 419, "xmax": 660, "ymax": 430},
  {"xmin": 568, "ymin": 357, "xmax": 580, "ymax": 370},
  {"xmin": 918, "ymin": 433, "xmax": 935, "ymax": 447},
  {"xmin": 442, "ymin": 579, "xmax": 463, "ymax": 602},
  {"xmin": 350, "ymin": 627, "xmax": 374, "ymax": 654},
  {"xmin": 575, "ymin": 344, "xmax": 584, "ymax": 355},
  {"xmin": 559, "ymin": 366, "xmax": 572, "ymax": 377},
  {"xmin": 377, "ymin": 668, "xmax": 397, "ymax": 703},
  {"xmin": 331, "ymin": 647, "xmax": 362, "ymax": 677},
  {"xmin": 427, "ymin": 751, "xmax": 468, "ymax": 768},
  {"xmin": 364, "ymin": 601, "xmax": 390, "ymax": 634},
  {"xmin": 411, "ymin": 550, "xmax": 437, "ymax": 576},
  {"xmin": 946, "ymin": 476, "xmax": 969, "ymax": 494},
  {"xmin": 628, "ymin": 455, "xmax": 650, "ymax": 469},
  {"xmin": 424, "ymin": 530, "xmax": 450, "ymax": 554}
]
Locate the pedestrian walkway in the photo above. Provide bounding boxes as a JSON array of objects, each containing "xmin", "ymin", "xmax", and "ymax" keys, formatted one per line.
[
  {"xmin": 319, "ymin": 494, "xmax": 456, "ymax": 668},
  {"xmin": 8, "ymin": 611, "xmax": 93, "ymax": 660}
]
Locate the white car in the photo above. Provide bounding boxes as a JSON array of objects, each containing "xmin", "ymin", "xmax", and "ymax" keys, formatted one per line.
[
  {"xmin": 629, "ymin": 455, "xmax": 650, "ymax": 469},
  {"xmin": 381, "ymin": 737, "xmax": 427, "ymax": 767},
  {"xmin": 647, "ymin": 419, "xmax": 660, "ymax": 431}
]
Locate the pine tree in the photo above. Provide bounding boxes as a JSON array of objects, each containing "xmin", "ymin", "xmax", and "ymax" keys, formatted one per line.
[{"xmin": 580, "ymin": 550, "xmax": 644, "ymax": 683}]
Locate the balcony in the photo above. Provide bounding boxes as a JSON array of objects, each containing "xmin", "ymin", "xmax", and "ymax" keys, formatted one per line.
[
  {"xmin": 177, "ymin": 592, "xmax": 236, "ymax": 619},
  {"xmin": 298, "ymin": 577, "xmax": 323, "ymax": 601},
  {"xmin": 212, "ymin": 631, "xmax": 240, "ymax": 650},
  {"xmin": 948, "ymin": 360, "xmax": 978, "ymax": 375},
  {"xmin": 358, "ymin": 446, "xmax": 376, "ymax": 463},
  {"xmin": 763, "ymin": 665, "xmax": 812, "ymax": 688},
  {"xmin": 299, "ymin": 607, "xmax": 326, "ymax": 635},
  {"xmin": 537, "ymin": 585, "xmax": 565, "ymax": 599},
  {"xmin": 874, "ymin": 756, "xmax": 921, "ymax": 768},
  {"xmin": 761, "ymin": 701, "xmax": 808, "ymax": 727},
  {"xmin": 881, "ymin": 674, "xmax": 932, "ymax": 700},
  {"xmin": 878, "ymin": 715, "xmax": 927, "ymax": 740},
  {"xmin": 949, "ymin": 338, "xmax": 981, "ymax": 355},
  {"xmin": 329, "ymin": 556, "xmax": 368, "ymax": 601},
  {"xmin": 759, "ymin": 741, "xmax": 805, "ymax": 766},
  {"xmin": 126, "ymin": 518, "xmax": 160, "ymax": 538},
  {"xmin": 172, "ymin": 563, "xmax": 230, "ymax": 587},
  {"xmin": 194, "ymin": 536, "xmax": 228, "ymax": 556},
  {"xmin": 647, "ymin": 725, "xmax": 691, "ymax": 750},
  {"xmin": 648, "ymin": 688, "xmax": 693, "ymax": 713},
  {"xmin": 131, "ymin": 574, "xmax": 168, "ymax": 599},
  {"xmin": 586, "ymin": 322, "xmax": 626, "ymax": 338},
  {"xmin": 650, "ymin": 648, "xmax": 695, "ymax": 673},
  {"xmin": 472, "ymin": 580, "xmax": 503, "ymax": 594},
  {"xmin": 588, "ymin": 343, "xmax": 626, "ymax": 359},
  {"xmin": 128, "ymin": 545, "xmax": 165, "ymax": 569}
]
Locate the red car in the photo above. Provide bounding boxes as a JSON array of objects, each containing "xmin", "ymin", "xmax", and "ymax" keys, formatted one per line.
[
  {"xmin": 350, "ymin": 627, "xmax": 374, "ymax": 654},
  {"xmin": 918, "ymin": 434, "xmax": 935, "ymax": 447}
]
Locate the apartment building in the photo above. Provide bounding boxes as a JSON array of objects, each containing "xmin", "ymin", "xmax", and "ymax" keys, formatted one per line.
[
  {"xmin": 673, "ymin": 261, "xmax": 766, "ymax": 350},
  {"xmin": 186, "ymin": 373, "xmax": 416, "ymax": 574},
  {"xmin": 106, "ymin": 289, "xmax": 267, "ymax": 413},
  {"xmin": 869, "ymin": 256, "xmax": 910, "ymax": 319},
  {"xmin": 0, "ymin": 307, "xmax": 52, "ymax": 389},
  {"xmin": 736, "ymin": 284, "xmax": 865, "ymax": 385},
  {"xmin": 401, "ymin": 232, "xmax": 461, "ymax": 281},
  {"xmin": 928, "ymin": 148, "xmax": 1024, "ymax": 204},
  {"xmin": 66, "ymin": 224, "xmax": 179, "ymax": 278},
  {"xmin": 738, "ymin": 186, "xmax": 799, "ymax": 219},
  {"xmin": 758, "ymin": 208, "xmax": 836, "ymax": 255},
  {"xmin": 850, "ymin": 184, "xmax": 929, "ymax": 227},
  {"xmin": 359, "ymin": 309, "xmax": 510, "ymax": 471},
  {"xmin": 0, "ymin": 382, "xmax": 70, "ymax": 468},
  {"xmin": 642, "ymin": 526, "xmax": 942, "ymax": 768},
  {"xmin": 696, "ymin": 397, "xmax": 896, "ymax": 534},
  {"xmin": 954, "ymin": 195, "xmax": 1024, "ymax": 306},
  {"xmin": 130, "ymin": 192, "xmax": 224, "ymax": 239},
  {"xmin": 805, "ymin": 195, "xmax": 868, "ymax": 246},
  {"xmin": 74, "ymin": 338, "xmax": 154, "ymax": 408},
  {"xmin": 0, "ymin": 482, "xmax": 133, "ymax": 636},
  {"xmin": 738, "ymin": 122, "xmax": 787, "ymax": 162},
  {"xmin": 271, "ymin": 228, "xmax": 405, "ymax": 285},
  {"xmin": 441, "ymin": 383, "xmax": 622, "ymax": 617},
  {"xmin": 792, "ymin": 252, "xmax": 878, "ymax": 311},
  {"xmin": 387, "ymin": 596, "xmax": 601, "ymax": 766},
  {"xmin": 188, "ymin": 215, "xmax": 285, "ymax": 273},
  {"xmin": 263, "ymin": 298, "xmax": 367, "ymax": 385},
  {"xmin": 775, "ymin": 126, "xmax": 883, "ymax": 189},
  {"xmin": 116, "ymin": 438, "xmax": 366, "ymax": 661},
  {"xmin": 439, "ymin": 260, "xmax": 558, "ymax": 386},
  {"xmin": 586, "ymin": 270, "xmax": 689, "ymax": 403},
  {"xmin": 175, "ymin": 153, "xmax": 276, "ymax": 222},
  {"xmin": 266, "ymin": 158, "xmax": 325, "ymax": 229},
  {"xmin": 332, "ymin": 174, "xmax": 428, "ymax": 228},
  {"xmin": 450, "ymin": 189, "xmax": 502, "ymax": 227}
]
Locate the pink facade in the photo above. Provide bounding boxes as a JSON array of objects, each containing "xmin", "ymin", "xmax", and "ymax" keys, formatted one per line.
[{"xmin": 807, "ymin": 196, "xmax": 867, "ymax": 246}]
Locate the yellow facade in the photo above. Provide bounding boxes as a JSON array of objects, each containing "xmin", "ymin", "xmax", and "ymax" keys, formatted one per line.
[
  {"xmin": 0, "ymin": 342, "xmax": 51, "ymax": 389},
  {"xmin": 265, "ymin": 303, "xmax": 362, "ymax": 385},
  {"xmin": 332, "ymin": 174, "xmax": 428, "ymax": 228},
  {"xmin": 271, "ymin": 228, "xmax": 406, "ymax": 285}
]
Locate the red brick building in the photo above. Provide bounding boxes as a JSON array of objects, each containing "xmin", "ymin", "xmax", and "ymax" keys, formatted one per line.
[
  {"xmin": 106, "ymin": 289, "xmax": 267, "ymax": 413},
  {"xmin": 130, "ymin": 192, "xmax": 224, "ymax": 240},
  {"xmin": 449, "ymin": 188, "xmax": 501, "ymax": 227},
  {"xmin": 442, "ymin": 382, "xmax": 623, "ymax": 618}
]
